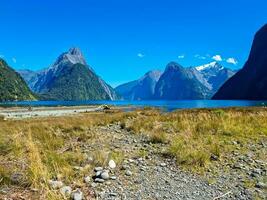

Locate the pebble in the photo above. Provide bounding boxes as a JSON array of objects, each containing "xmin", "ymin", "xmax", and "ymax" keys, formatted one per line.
[
  {"xmin": 110, "ymin": 176, "xmax": 117, "ymax": 180},
  {"xmin": 109, "ymin": 160, "xmax": 116, "ymax": 169},
  {"xmin": 84, "ymin": 176, "xmax": 91, "ymax": 184},
  {"xmin": 255, "ymin": 182, "xmax": 267, "ymax": 189},
  {"xmin": 94, "ymin": 167, "xmax": 104, "ymax": 172},
  {"xmin": 73, "ymin": 166, "xmax": 83, "ymax": 171},
  {"xmin": 125, "ymin": 170, "xmax": 132, "ymax": 176},
  {"xmin": 160, "ymin": 163, "xmax": 167, "ymax": 167},
  {"xmin": 121, "ymin": 164, "xmax": 129, "ymax": 170},
  {"xmin": 101, "ymin": 171, "xmax": 110, "ymax": 180},
  {"xmin": 95, "ymin": 178, "xmax": 105, "ymax": 183},
  {"xmin": 71, "ymin": 189, "xmax": 83, "ymax": 200},
  {"xmin": 96, "ymin": 171, "xmax": 102, "ymax": 177},
  {"xmin": 48, "ymin": 180, "xmax": 64, "ymax": 189},
  {"xmin": 60, "ymin": 186, "xmax": 72, "ymax": 197},
  {"xmin": 91, "ymin": 182, "xmax": 97, "ymax": 187},
  {"xmin": 109, "ymin": 192, "xmax": 117, "ymax": 197}
]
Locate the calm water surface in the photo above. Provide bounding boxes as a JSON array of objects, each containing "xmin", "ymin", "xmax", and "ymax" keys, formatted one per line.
[{"xmin": 1, "ymin": 100, "xmax": 267, "ymax": 111}]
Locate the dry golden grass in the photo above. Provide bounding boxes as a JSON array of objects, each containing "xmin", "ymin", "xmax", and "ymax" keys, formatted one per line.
[
  {"xmin": 0, "ymin": 107, "xmax": 267, "ymax": 198},
  {"xmin": 0, "ymin": 110, "xmax": 137, "ymax": 199},
  {"xmin": 123, "ymin": 107, "xmax": 267, "ymax": 169}
]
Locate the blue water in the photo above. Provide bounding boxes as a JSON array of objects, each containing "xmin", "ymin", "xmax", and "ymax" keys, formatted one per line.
[{"xmin": 1, "ymin": 100, "xmax": 267, "ymax": 111}]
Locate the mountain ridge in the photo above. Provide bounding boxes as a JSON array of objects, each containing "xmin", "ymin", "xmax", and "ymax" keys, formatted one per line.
[
  {"xmin": 0, "ymin": 59, "xmax": 36, "ymax": 101},
  {"xmin": 116, "ymin": 61, "xmax": 236, "ymax": 100}
]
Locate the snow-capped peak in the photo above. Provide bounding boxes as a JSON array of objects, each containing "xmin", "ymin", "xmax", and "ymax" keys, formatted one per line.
[{"xmin": 195, "ymin": 62, "xmax": 223, "ymax": 71}]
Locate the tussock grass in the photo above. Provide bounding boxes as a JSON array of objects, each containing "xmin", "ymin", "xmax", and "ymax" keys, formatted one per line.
[
  {"xmin": 0, "ymin": 111, "xmax": 136, "ymax": 198},
  {"xmin": 124, "ymin": 108, "xmax": 267, "ymax": 170},
  {"xmin": 0, "ymin": 107, "xmax": 266, "ymax": 197}
]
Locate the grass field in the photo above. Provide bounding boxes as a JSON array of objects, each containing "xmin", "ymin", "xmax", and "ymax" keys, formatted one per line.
[{"xmin": 0, "ymin": 107, "xmax": 266, "ymax": 199}]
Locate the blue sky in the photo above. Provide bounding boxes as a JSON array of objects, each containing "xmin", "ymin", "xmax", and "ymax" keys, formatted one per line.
[{"xmin": 0, "ymin": 0, "xmax": 266, "ymax": 87}]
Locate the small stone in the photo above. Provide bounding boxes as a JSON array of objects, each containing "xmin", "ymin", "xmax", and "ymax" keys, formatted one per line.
[
  {"xmin": 121, "ymin": 165, "xmax": 128, "ymax": 170},
  {"xmin": 160, "ymin": 163, "xmax": 167, "ymax": 167},
  {"xmin": 48, "ymin": 180, "xmax": 64, "ymax": 189},
  {"xmin": 94, "ymin": 178, "xmax": 105, "ymax": 183},
  {"xmin": 94, "ymin": 167, "xmax": 103, "ymax": 172},
  {"xmin": 109, "ymin": 192, "xmax": 117, "ymax": 197},
  {"xmin": 73, "ymin": 166, "xmax": 83, "ymax": 171},
  {"xmin": 108, "ymin": 160, "xmax": 116, "ymax": 169},
  {"xmin": 233, "ymin": 163, "xmax": 243, "ymax": 169},
  {"xmin": 125, "ymin": 170, "xmax": 132, "ymax": 176},
  {"xmin": 256, "ymin": 182, "xmax": 267, "ymax": 189},
  {"xmin": 86, "ymin": 156, "xmax": 93, "ymax": 163},
  {"xmin": 95, "ymin": 171, "xmax": 102, "ymax": 177},
  {"xmin": 106, "ymin": 181, "xmax": 112, "ymax": 185},
  {"xmin": 110, "ymin": 176, "xmax": 117, "ymax": 180},
  {"xmin": 128, "ymin": 159, "xmax": 134, "ymax": 163},
  {"xmin": 100, "ymin": 171, "xmax": 109, "ymax": 180},
  {"xmin": 252, "ymin": 169, "xmax": 262, "ymax": 175},
  {"xmin": 60, "ymin": 186, "xmax": 72, "ymax": 197},
  {"xmin": 84, "ymin": 176, "xmax": 91, "ymax": 184},
  {"xmin": 91, "ymin": 182, "xmax": 97, "ymax": 188},
  {"xmin": 210, "ymin": 154, "xmax": 219, "ymax": 161},
  {"xmin": 71, "ymin": 189, "xmax": 83, "ymax": 200}
]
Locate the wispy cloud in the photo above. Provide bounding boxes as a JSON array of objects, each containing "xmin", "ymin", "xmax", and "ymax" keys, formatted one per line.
[
  {"xmin": 178, "ymin": 54, "xmax": 185, "ymax": 59},
  {"xmin": 226, "ymin": 57, "xmax": 238, "ymax": 65},
  {"xmin": 194, "ymin": 54, "xmax": 206, "ymax": 60},
  {"xmin": 212, "ymin": 55, "xmax": 222, "ymax": 62},
  {"xmin": 137, "ymin": 53, "xmax": 145, "ymax": 58},
  {"xmin": 12, "ymin": 57, "xmax": 17, "ymax": 63}
]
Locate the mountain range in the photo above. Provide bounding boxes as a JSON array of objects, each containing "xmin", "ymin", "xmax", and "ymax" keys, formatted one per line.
[
  {"xmin": 213, "ymin": 24, "xmax": 267, "ymax": 100},
  {"xmin": 1, "ymin": 24, "xmax": 266, "ymax": 102},
  {"xmin": 18, "ymin": 48, "xmax": 118, "ymax": 101},
  {"xmin": 116, "ymin": 61, "xmax": 236, "ymax": 100}
]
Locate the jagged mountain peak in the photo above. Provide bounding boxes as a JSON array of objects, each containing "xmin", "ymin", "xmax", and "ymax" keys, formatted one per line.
[
  {"xmin": 165, "ymin": 62, "xmax": 184, "ymax": 72},
  {"xmin": 68, "ymin": 47, "xmax": 83, "ymax": 56},
  {"xmin": 53, "ymin": 47, "xmax": 86, "ymax": 67},
  {"xmin": 18, "ymin": 48, "xmax": 118, "ymax": 100}
]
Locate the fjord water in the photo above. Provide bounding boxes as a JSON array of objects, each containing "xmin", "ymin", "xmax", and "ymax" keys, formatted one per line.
[{"xmin": 1, "ymin": 100, "xmax": 267, "ymax": 112}]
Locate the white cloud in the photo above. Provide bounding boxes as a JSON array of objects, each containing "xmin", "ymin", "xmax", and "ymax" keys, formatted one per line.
[
  {"xmin": 194, "ymin": 54, "xmax": 206, "ymax": 60},
  {"xmin": 137, "ymin": 53, "xmax": 145, "ymax": 58},
  {"xmin": 178, "ymin": 54, "xmax": 185, "ymax": 59},
  {"xmin": 212, "ymin": 55, "xmax": 222, "ymax": 61},
  {"xmin": 12, "ymin": 57, "xmax": 17, "ymax": 63},
  {"xmin": 226, "ymin": 57, "xmax": 238, "ymax": 65},
  {"xmin": 199, "ymin": 56, "xmax": 206, "ymax": 60}
]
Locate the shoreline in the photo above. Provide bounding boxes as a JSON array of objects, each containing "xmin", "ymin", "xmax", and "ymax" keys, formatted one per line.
[
  {"xmin": 1, "ymin": 104, "xmax": 267, "ymax": 120},
  {"xmin": 0, "ymin": 105, "xmax": 132, "ymax": 119}
]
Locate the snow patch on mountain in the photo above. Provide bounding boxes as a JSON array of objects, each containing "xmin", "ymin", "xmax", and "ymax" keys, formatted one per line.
[{"xmin": 195, "ymin": 62, "xmax": 223, "ymax": 71}]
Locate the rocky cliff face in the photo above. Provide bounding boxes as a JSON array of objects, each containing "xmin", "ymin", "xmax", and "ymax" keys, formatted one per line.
[
  {"xmin": 213, "ymin": 24, "xmax": 267, "ymax": 100},
  {"xmin": 115, "ymin": 70, "xmax": 162, "ymax": 100}
]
